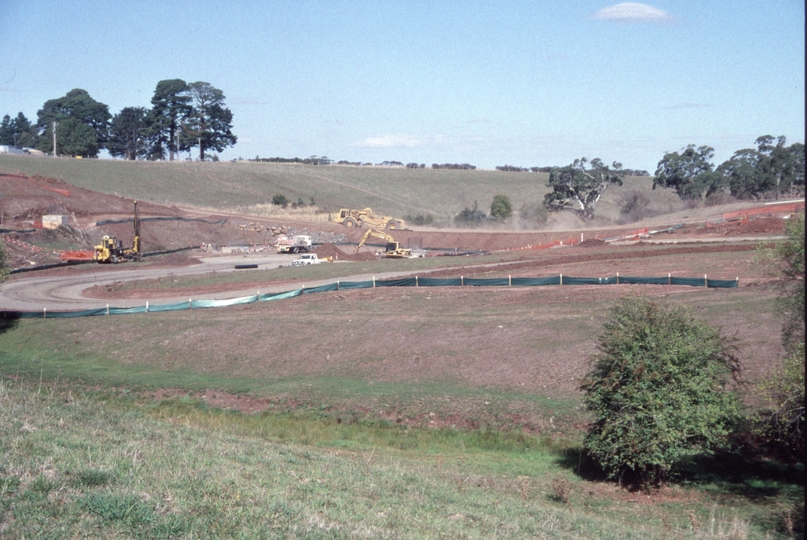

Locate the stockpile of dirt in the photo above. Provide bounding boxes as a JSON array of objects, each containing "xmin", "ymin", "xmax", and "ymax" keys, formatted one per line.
[{"xmin": 726, "ymin": 217, "xmax": 787, "ymax": 235}]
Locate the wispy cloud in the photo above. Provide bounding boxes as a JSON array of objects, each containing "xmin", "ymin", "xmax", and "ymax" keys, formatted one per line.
[
  {"xmin": 593, "ymin": 3, "xmax": 676, "ymax": 24},
  {"xmin": 353, "ymin": 134, "xmax": 425, "ymax": 148}
]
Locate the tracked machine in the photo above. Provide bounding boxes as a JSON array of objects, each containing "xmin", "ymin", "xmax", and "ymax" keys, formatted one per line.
[
  {"xmin": 355, "ymin": 228, "xmax": 416, "ymax": 258},
  {"xmin": 94, "ymin": 201, "xmax": 141, "ymax": 263}
]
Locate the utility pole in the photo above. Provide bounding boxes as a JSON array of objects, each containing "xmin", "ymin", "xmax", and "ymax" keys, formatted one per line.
[{"xmin": 51, "ymin": 120, "xmax": 58, "ymax": 156}]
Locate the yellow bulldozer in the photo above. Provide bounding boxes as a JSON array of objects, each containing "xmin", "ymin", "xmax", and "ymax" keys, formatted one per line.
[
  {"xmin": 94, "ymin": 201, "xmax": 141, "ymax": 263},
  {"xmin": 332, "ymin": 207, "xmax": 403, "ymax": 230},
  {"xmin": 355, "ymin": 228, "xmax": 413, "ymax": 258}
]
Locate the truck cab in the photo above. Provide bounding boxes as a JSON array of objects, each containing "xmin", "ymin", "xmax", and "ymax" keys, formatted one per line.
[{"xmin": 292, "ymin": 253, "xmax": 321, "ymax": 266}]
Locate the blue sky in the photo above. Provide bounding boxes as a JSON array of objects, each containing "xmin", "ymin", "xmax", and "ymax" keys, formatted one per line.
[{"xmin": 1, "ymin": 1, "xmax": 803, "ymax": 171}]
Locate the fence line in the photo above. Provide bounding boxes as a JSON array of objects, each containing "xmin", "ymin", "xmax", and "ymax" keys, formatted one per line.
[{"xmin": 1, "ymin": 274, "xmax": 739, "ymax": 320}]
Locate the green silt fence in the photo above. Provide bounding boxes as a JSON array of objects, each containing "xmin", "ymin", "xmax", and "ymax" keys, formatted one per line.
[{"xmin": 2, "ymin": 274, "xmax": 738, "ymax": 320}]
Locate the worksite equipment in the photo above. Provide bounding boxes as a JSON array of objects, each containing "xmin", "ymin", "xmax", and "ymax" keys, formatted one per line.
[
  {"xmin": 94, "ymin": 201, "xmax": 141, "ymax": 263},
  {"xmin": 331, "ymin": 208, "xmax": 403, "ymax": 230},
  {"xmin": 276, "ymin": 235, "xmax": 313, "ymax": 253},
  {"xmin": 355, "ymin": 228, "xmax": 414, "ymax": 258}
]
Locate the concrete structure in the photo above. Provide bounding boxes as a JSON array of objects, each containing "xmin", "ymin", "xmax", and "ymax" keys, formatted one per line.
[{"xmin": 42, "ymin": 215, "xmax": 69, "ymax": 229}]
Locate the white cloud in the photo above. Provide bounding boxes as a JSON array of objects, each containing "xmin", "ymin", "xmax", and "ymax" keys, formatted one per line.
[
  {"xmin": 353, "ymin": 134, "xmax": 424, "ymax": 148},
  {"xmin": 593, "ymin": 3, "xmax": 675, "ymax": 24}
]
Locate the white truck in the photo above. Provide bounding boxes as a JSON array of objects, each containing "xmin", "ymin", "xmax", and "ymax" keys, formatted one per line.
[
  {"xmin": 292, "ymin": 253, "xmax": 324, "ymax": 266},
  {"xmin": 276, "ymin": 234, "xmax": 312, "ymax": 254}
]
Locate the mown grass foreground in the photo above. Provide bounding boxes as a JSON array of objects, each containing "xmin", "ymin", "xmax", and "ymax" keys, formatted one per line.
[{"xmin": 0, "ymin": 379, "xmax": 802, "ymax": 539}]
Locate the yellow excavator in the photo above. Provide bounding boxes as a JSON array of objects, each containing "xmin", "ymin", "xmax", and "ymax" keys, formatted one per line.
[
  {"xmin": 355, "ymin": 228, "xmax": 412, "ymax": 258},
  {"xmin": 94, "ymin": 201, "xmax": 141, "ymax": 263}
]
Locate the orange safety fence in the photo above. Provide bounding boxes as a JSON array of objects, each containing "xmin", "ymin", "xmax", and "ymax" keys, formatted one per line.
[
  {"xmin": 60, "ymin": 251, "xmax": 95, "ymax": 261},
  {"xmin": 720, "ymin": 201, "xmax": 804, "ymax": 222},
  {"xmin": 509, "ymin": 237, "xmax": 580, "ymax": 251}
]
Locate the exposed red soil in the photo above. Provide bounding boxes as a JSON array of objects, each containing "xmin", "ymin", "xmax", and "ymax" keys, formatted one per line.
[{"xmin": 0, "ymin": 171, "xmax": 794, "ymax": 435}]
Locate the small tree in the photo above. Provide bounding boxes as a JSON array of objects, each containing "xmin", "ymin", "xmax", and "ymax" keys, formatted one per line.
[
  {"xmin": 454, "ymin": 201, "xmax": 487, "ymax": 226},
  {"xmin": 581, "ymin": 297, "xmax": 741, "ymax": 489},
  {"xmin": 272, "ymin": 194, "xmax": 289, "ymax": 207},
  {"xmin": 544, "ymin": 158, "xmax": 624, "ymax": 220},
  {"xmin": 490, "ymin": 194, "xmax": 513, "ymax": 220},
  {"xmin": 755, "ymin": 213, "xmax": 804, "ymax": 460}
]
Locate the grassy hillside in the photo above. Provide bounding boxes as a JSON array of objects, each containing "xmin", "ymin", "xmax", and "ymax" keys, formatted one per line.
[
  {"xmin": 5, "ymin": 379, "xmax": 800, "ymax": 539},
  {"xmin": 0, "ymin": 155, "xmax": 682, "ymax": 225}
]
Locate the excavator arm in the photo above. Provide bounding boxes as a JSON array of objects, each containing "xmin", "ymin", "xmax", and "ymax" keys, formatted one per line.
[{"xmin": 355, "ymin": 228, "xmax": 396, "ymax": 253}]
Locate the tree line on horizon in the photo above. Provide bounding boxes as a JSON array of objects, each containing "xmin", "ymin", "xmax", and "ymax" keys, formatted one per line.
[{"xmin": 0, "ymin": 80, "xmax": 237, "ymax": 161}]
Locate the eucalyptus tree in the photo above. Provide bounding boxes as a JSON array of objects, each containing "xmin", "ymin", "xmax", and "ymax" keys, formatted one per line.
[
  {"xmin": 653, "ymin": 145, "xmax": 723, "ymax": 200},
  {"xmin": 543, "ymin": 157, "xmax": 624, "ymax": 220}
]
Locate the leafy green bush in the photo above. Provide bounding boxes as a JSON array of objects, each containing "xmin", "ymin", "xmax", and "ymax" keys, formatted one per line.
[
  {"xmin": 754, "ymin": 213, "xmax": 804, "ymax": 462},
  {"xmin": 271, "ymin": 193, "xmax": 289, "ymax": 207},
  {"xmin": 490, "ymin": 194, "xmax": 513, "ymax": 220},
  {"xmin": 404, "ymin": 213, "xmax": 434, "ymax": 226},
  {"xmin": 581, "ymin": 296, "xmax": 741, "ymax": 489},
  {"xmin": 454, "ymin": 201, "xmax": 488, "ymax": 226}
]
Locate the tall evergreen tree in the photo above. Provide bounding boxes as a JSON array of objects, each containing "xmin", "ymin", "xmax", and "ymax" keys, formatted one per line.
[
  {"xmin": 0, "ymin": 113, "xmax": 34, "ymax": 147},
  {"xmin": 149, "ymin": 79, "xmax": 192, "ymax": 161},
  {"xmin": 36, "ymin": 89, "xmax": 110, "ymax": 157},
  {"xmin": 108, "ymin": 107, "xmax": 151, "ymax": 160},
  {"xmin": 182, "ymin": 81, "xmax": 237, "ymax": 160}
]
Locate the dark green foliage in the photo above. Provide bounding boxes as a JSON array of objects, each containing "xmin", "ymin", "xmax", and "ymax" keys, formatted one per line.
[
  {"xmin": 490, "ymin": 194, "xmax": 513, "ymax": 220},
  {"xmin": 755, "ymin": 214, "xmax": 805, "ymax": 461},
  {"xmin": 0, "ymin": 113, "xmax": 37, "ymax": 148},
  {"xmin": 454, "ymin": 201, "xmax": 488, "ymax": 225},
  {"xmin": 717, "ymin": 136, "xmax": 805, "ymax": 200},
  {"xmin": 149, "ymin": 79, "xmax": 192, "ymax": 161},
  {"xmin": 581, "ymin": 297, "xmax": 741, "ymax": 488},
  {"xmin": 182, "ymin": 81, "xmax": 237, "ymax": 160},
  {"xmin": 775, "ymin": 214, "xmax": 805, "ymax": 349},
  {"xmin": 405, "ymin": 213, "xmax": 434, "ymax": 226},
  {"xmin": 14, "ymin": 113, "xmax": 37, "ymax": 148},
  {"xmin": 544, "ymin": 158, "xmax": 624, "ymax": 220},
  {"xmin": 653, "ymin": 145, "xmax": 724, "ymax": 200},
  {"xmin": 36, "ymin": 89, "xmax": 111, "ymax": 157},
  {"xmin": 757, "ymin": 344, "xmax": 805, "ymax": 462},
  {"xmin": 272, "ymin": 194, "xmax": 289, "ymax": 207},
  {"xmin": 0, "ymin": 114, "xmax": 14, "ymax": 145},
  {"xmin": 107, "ymin": 107, "xmax": 151, "ymax": 160}
]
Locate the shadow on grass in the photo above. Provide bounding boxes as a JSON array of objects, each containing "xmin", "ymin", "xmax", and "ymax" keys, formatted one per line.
[
  {"xmin": 0, "ymin": 312, "xmax": 20, "ymax": 334},
  {"xmin": 555, "ymin": 446, "xmax": 804, "ymax": 500}
]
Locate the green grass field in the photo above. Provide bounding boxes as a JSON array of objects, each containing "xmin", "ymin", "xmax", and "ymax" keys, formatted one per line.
[{"xmin": 0, "ymin": 154, "xmax": 681, "ymax": 224}]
